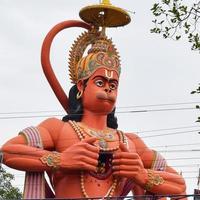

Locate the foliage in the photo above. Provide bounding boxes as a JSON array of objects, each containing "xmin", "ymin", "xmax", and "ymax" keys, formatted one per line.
[
  {"xmin": 0, "ymin": 166, "xmax": 22, "ymax": 200},
  {"xmin": 191, "ymin": 84, "xmax": 200, "ymax": 123},
  {"xmin": 150, "ymin": 0, "xmax": 200, "ymax": 52},
  {"xmin": 150, "ymin": 1, "xmax": 200, "ymax": 123}
]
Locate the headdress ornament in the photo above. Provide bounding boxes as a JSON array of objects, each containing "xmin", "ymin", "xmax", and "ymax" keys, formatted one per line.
[
  {"xmin": 41, "ymin": 0, "xmax": 131, "ymax": 112},
  {"xmin": 68, "ymin": 28, "xmax": 121, "ymax": 83}
]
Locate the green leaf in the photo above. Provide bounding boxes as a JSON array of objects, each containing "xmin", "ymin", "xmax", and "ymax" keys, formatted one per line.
[
  {"xmin": 162, "ymin": 0, "xmax": 170, "ymax": 5},
  {"xmin": 152, "ymin": 19, "xmax": 157, "ymax": 23},
  {"xmin": 176, "ymin": 35, "xmax": 181, "ymax": 40},
  {"xmin": 163, "ymin": 33, "xmax": 168, "ymax": 38},
  {"xmin": 158, "ymin": 20, "xmax": 165, "ymax": 24}
]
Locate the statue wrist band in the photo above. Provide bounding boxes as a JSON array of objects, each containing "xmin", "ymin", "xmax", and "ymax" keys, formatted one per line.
[
  {"xmin": 144, "ymin": 169, "xmax": 164, "ymax": 191},
  {"xmin": 40, "ymin": 152, "xmax": 61, "ymax": 170}
]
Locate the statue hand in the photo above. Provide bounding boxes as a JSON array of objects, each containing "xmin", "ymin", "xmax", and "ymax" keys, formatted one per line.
[
  {"xmin": 61, "ymin": 137, "xmax": 99, "ymax": 172},
  {"xmin": 112, "ymin": 142, "xmax": 147, "ymax": 186}
]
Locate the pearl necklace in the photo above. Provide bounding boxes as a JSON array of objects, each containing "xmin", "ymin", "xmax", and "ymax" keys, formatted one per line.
[
  {"xmin": 69, "ymin": 120, "xmax": 128, "ymax": 199},
  {"xmin": 69, "ymin": 120, "xmax": 126, "ymax": 151},
  {"xmin": 78, "ymin": 122, "xmax": 117, "ymax": 149},
  {"xmin": 80, "ymin": 171, "xmax": 118, "ymax": 199}
]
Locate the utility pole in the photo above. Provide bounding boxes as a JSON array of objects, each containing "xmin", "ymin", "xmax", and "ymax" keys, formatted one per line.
[
  {"xmin": 194, "ymin": 168, "xmax": 200, "ymax": 200},
  {"xmin": 194, "ymin": 189, "xmax": 200, "ymax": 200},
  {"xmin": 0, "ymin": 151, "xmax": 3, "ymax": 168}
]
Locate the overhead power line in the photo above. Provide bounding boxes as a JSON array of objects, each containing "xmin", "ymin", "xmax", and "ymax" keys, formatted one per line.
[
  {"xmin": 1, "ymin": 141, "xmax": 200, "ymax": 153},
  {"xmin": 0, "ymin": 107, "xmax": 198, "ymax": 120},
  {"xmin": 1, "ymin": 147, "xmax": 200, "ymax": 162},
  {"xmin": 0, "ymin": 101, "xmax": 200, "ymax": 115},
  {"xmin": 140, "ymin": 129, "xmax": 200, "ymax": 138},
  {"xmin": 0, "ymin": 114, "xmax": 62, "ymax": 120},
  {"xmin": 9, "ymin": 170, "xmax": 199, "ymax": 177},
  {"xmin": 137, "ymin": 125, "xmax": 200, "ymax": 134},
  {"xmin": 118, "ymin": 101, "xmax": 200, "ymax": 109},
  {"xmin": 9, "ymin": 176, "xmax": 200, "ymax": 187},
  {"xmin": 145, "ymin": 142, "xmax": 200, "ymax": 148},
  {"xmin": 158, "ymin": 149, "xmax": 200, "ymax": 153},
  {"xmin": 118, "ymin": 107, "xmax": 196, "ymax": 113},
  {"xmin": 1, "ymin": 101, "xmax": 200, "ymax": 114},
  {"xmin": 1, "ymin": 129, "xmax": 200, "ymax": 149},
  {"xmin": 5, "ymin": 164, "xmax": 200, "ymax": 177},
  {"xmin": 0, "ymin": 110, "xmax": 63, "ymax": 115}
]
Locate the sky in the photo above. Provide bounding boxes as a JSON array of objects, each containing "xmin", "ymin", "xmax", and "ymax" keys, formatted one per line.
[{"xmin": 0, "ymin": 0, "xmax": 200, "ymax": 196}]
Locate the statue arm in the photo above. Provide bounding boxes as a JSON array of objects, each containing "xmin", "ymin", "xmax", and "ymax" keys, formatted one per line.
[
  {"xmin": 2, "ymin": 137, "xmax": 54, "ymax": 171},
  {"xmin": 1, "ymin": 118, "xmax": 63, "ymax": 172},
  {"xmin": 113, "ymin": 133, "xmax": 186, "ymax": 195},
  {"xmin": 1, "ymin": 118, "xmax": 99, "ymax": 173},
  {"xmin": 132, "ymin": 133, "xmax": 186, "ymax": 194}
]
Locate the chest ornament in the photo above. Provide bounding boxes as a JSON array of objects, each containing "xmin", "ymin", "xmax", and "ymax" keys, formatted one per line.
[{"xmin": 69, "ymin": 120, "xmax": 128, "ymax": 198}]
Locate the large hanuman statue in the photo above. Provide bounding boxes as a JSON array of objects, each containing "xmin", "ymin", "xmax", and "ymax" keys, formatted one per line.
[{"xmin": 1, "ymin": 1, "xmax": 186, "ymax": 199}]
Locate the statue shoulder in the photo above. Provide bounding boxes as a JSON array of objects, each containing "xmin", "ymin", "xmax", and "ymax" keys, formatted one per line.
[
  {"xmin": 124, "ymin": 132, "xmax": 154, "ymax": 168},
  {"xmin": 37, "ymin": 117, "xmax": 65, "ymax": 142},
  {"xmin": 124, "ymin": 132, "xmax": 146, "ymax": 148},
  {"xmin": 38, "ymin": 117, "xmax": 65, "ymax": 130},
  {"xmin": 125, "ymin": 132, "xmax": 140, "ymax": 140}
]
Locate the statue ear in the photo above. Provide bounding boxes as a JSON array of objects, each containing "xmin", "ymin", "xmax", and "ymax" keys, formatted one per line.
[{"xmin": 77, "ymin": 80, "xmax": 84, "ymax": 92}]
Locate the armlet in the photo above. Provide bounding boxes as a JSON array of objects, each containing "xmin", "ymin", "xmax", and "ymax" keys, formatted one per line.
[
  {"xmin": 144, "ymin": 150, "xmax": 166, "ymax": 191},
  {"xmin": 151, "ymin": 150, "xmax": 167, "ymax": 171}
]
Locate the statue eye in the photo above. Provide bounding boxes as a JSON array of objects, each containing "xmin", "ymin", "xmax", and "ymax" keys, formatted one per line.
[
  {"xmin": 95, "ymin": 80, "xmax": 104, "ymax": 87},
  {"xmin": 109, "ymin": 82, "xmax": 118, "ymax": 90}
]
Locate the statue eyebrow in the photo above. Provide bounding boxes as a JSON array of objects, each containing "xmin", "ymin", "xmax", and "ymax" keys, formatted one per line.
[
  {"xmin": 92, "ymin": 75, "xmax": 105, "ymax": 80},
  {"xmin": 92, "ymin": 76, "xmax": 118, "ymax": 84}
]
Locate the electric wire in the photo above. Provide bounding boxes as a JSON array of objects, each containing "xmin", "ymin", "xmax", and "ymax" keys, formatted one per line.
[
  {"xmin": 7, "ymin": 176, "xmax": 200, "ymax": 187},
  {"xmin": 0, "ymin": 104, "xmax": 199, "ymax": 120},
  {"xmin": 3, "ymin": 163, "xmax": 200, "ymax": 168},
  {"xmin": 140, "ymin": 129, "xmax": 200, "ymax": 138},
  {"xmin": 150, "ymin": 142, "xmax": 200, "ymax": 149},
  {"xmin": 1, "ymin": 147, "xmax": 200, "ymax": 162},
  {"xmin": 7, "ymin": 170, "xmax": 200, "ymax": 177},
  {"xmin": 1, "ymin": 133, "xmax": 200, "ymax": 150},
  {"xmin": 1, "ymin": 134, "xmax": 200, "ymax": 150},
  {"xmin": 137, "ymin": 125, "xmax": 200, "ymax": 134},
  {"xmin": 1, "ymin": 101, "xmax": 200, "ymax": 115},
  {"xmin": 0, "ymin": 194, "xmax": 199, "ymax": 199},
  {"xmin": 0, "ymin": 102, "xmax": 199, "ymax": 189},
  {"xmin": 118, "ymin": 101, "xmax": 200, "ymax": 108}
]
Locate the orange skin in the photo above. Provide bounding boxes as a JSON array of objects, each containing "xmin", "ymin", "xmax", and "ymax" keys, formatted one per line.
[{"xmin": 1, "ymin": 68, "xmax": 186, "ymax": 198}]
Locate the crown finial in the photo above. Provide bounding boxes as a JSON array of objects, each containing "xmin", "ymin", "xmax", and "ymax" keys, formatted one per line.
[
  {"xmin": 79, "ymin": 1, "xmax": 131, "ymax": 27},
  {"xmin": 101, "ymin": 0, "xmax": 111, "ymax": 5}
]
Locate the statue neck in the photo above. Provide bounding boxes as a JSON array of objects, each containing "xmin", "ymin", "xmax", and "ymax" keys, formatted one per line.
[{"xmin": 81, "ymin": 109, "xmax": 107, "ymax": 130}]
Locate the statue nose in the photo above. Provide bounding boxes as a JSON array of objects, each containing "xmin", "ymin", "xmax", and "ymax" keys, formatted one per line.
[{"xmin": 104, "ymin": 88, "xmax": 111, "ymax": 93}]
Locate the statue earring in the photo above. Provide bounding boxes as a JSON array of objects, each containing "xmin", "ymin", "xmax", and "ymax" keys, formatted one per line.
[{"xmin": 76, "ymin": 90, "xmax": 83, "ymax": 99}]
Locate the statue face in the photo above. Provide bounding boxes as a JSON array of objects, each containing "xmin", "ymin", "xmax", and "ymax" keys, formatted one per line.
[{"xmin": 80, "ymin": 68, "xmax": 119, "ymax": 114}]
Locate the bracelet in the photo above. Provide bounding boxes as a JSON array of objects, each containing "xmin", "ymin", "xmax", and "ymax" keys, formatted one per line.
[
  {"xmin": 40, "ymin": 152, "xmax": 61, "ymax": 170},
  {"xmin": 144, "ymin": 169, "xmax": 164, "ymax": 191}
]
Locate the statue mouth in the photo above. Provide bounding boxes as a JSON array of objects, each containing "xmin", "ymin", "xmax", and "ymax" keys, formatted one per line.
[{"xmin": 96, "ymin": 93, "xmax": 115, "ymax": 103}]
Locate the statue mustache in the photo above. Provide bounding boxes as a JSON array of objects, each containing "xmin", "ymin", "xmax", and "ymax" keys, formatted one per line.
[{"xmin": 96, "ymin": 92, "xmax": 116, "ymax": 102}]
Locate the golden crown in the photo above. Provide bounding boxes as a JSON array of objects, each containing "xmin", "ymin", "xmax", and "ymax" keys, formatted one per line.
[
  {"xmin": 68, "ymin": 28, "xmax": 120, "ymax": 83},
  {"xmin": 68, "ymin": 0, "xmax": 131, "ymax": 84}
]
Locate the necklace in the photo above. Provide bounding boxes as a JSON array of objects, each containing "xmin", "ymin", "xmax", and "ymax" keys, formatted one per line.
[
  {"xmin": 78, "ymin": 122, "xmax": 116, "ymax": 149},
  {"xmin": 70, "ymin": 120, "xmax": 126, "ymax": 152},
  {"xmin": 68, "ymin": 120, "xmax": 128, "ymax": 199},
  {"xmin": 80, "ymin": 171, "xmax": 118, "ymax": 199}
]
